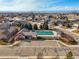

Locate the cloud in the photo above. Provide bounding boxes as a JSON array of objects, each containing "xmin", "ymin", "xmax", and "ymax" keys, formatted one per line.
[
  {"xmin": 48, "ymin": 6, "xmax": 79, "ymax": 11},
  {"xmin": 0, "ymin": 0, "xmax": 79, "ymax": 12},
  {"xmin": 0, "ymin": 0, "xmax": 61, "ymax": 11},
  {"xmin": 0, "ymin": 0, "xmax": 38, "ymax": 11}
]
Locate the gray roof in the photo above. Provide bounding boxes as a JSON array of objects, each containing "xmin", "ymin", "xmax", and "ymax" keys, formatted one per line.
[
  {"xmin": 23, "ymin": 32, "xmax": 36, "ymax": 37},
  {"xmin": 0, "ymin": 34, "xmax": 8, "ymax": 39}
]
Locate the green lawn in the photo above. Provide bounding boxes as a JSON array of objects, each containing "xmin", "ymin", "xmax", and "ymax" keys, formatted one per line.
[
  {"xmin": 0, "ymin": 40, "xmax": 8, "ymax": 45},
  {"xmin": 72, "ymin": 30, "xmax": 79, "ymax": 34},
  {"xmin": 32, "ymin": 37, "xmax": 45, "ymax": 41}
]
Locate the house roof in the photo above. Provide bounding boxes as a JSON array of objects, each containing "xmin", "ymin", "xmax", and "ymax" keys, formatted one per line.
[
  {"xmin": 0, "ymin": 34, "xmax": 8, "ymax": 39},
  {"xmin": 23, "ymin": 32, "xmax": 36, "ymax": 37}
]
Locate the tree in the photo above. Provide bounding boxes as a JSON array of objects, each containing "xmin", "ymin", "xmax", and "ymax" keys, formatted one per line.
[
  {"xmin": 66, "ymin": 51, "xmax": 74, "ymax": 59},
  {"xmin": 43, "ymin": 22, "xmax": 49, "ymax": 30},
  {"xmin": 28, "ymin": 23, "xmax": 32, "ymax": 30},
  {"xmin": 54, "ymin": 22, "xmax": 58, "ymax": 26},
  {"xmin": 65, "ymin": 16, "xmax": 69, "ymax": 21},
  {"xmin": 24, "ymin": 23, "xmax": 32, "ymax": 30},
  {"xmin": 16, "ymin": 23, "xmax": 21, "ymax": 27},
  {"xmin": 78, "ymin": 24, "xmax": 79, "ymax": 30},
  {"xmin": 37, "ymin": 52, "xmax": 43, "ymax": 59},
  {"xmin": 40, "ymin": 25, "xmax": 43, "ymax": 30},
  {"xmin": 33, "ymin": 24, "xmax": 38, "ymax": 30},
  {"xmin": 21, "ymin": 24, "xmax": 25, "ymax": 29},
  {"xmin": 24, "ymin": 23, "xmax": 28, "ymax": 29},
  {"xmin": 67, "ymin": 24, "xmax": 72, "ymax": 28}
]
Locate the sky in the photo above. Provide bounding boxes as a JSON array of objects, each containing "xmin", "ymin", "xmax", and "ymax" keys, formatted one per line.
[{"xmin": 0, "ymin": 0, "xmax": 79, "ymax": 12}]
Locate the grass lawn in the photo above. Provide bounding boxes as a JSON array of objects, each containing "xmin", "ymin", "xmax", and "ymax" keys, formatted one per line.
[
  {"xmin": 72, "ymin": 30, "xmax": 79, "ymax": 34},
  {"xmin": 59, "ymin": 37, "xmax": 77, "ymax": 45},
  {"xmin": 0, "ymin": 40, "xmax": 8, "ymax": 45},
  {"xmin": 61, "ymin": 26, "xmax": 67, "ymax": 29},
  {"xmin": 32, "ymin": 37, "xmax": 46, "ymax": 41}
]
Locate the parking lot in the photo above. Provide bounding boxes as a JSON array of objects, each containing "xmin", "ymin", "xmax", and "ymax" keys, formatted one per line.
[
  {"xmin": 0, "ymin": 40, "xmax": 79, "ymax": 59},
  {"xmin": 20, "ymin": 40, "xmax": 60, "ymax": 47}
]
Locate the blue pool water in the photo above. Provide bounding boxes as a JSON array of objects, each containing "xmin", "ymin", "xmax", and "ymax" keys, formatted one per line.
[{"xmin": 35, "ymin": 30, "xmax": 54, "ymax": 35}]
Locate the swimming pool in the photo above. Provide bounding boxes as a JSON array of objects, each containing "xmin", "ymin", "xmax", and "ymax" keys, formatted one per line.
[{"xmin": 35, "ymin": 30, "xmax": 54, "ymax": 35}]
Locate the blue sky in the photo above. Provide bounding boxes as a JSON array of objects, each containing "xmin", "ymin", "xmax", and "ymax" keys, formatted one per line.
[{"xmin": 0, "ymin": 0, "xmax": 79, "ymax": 12}]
